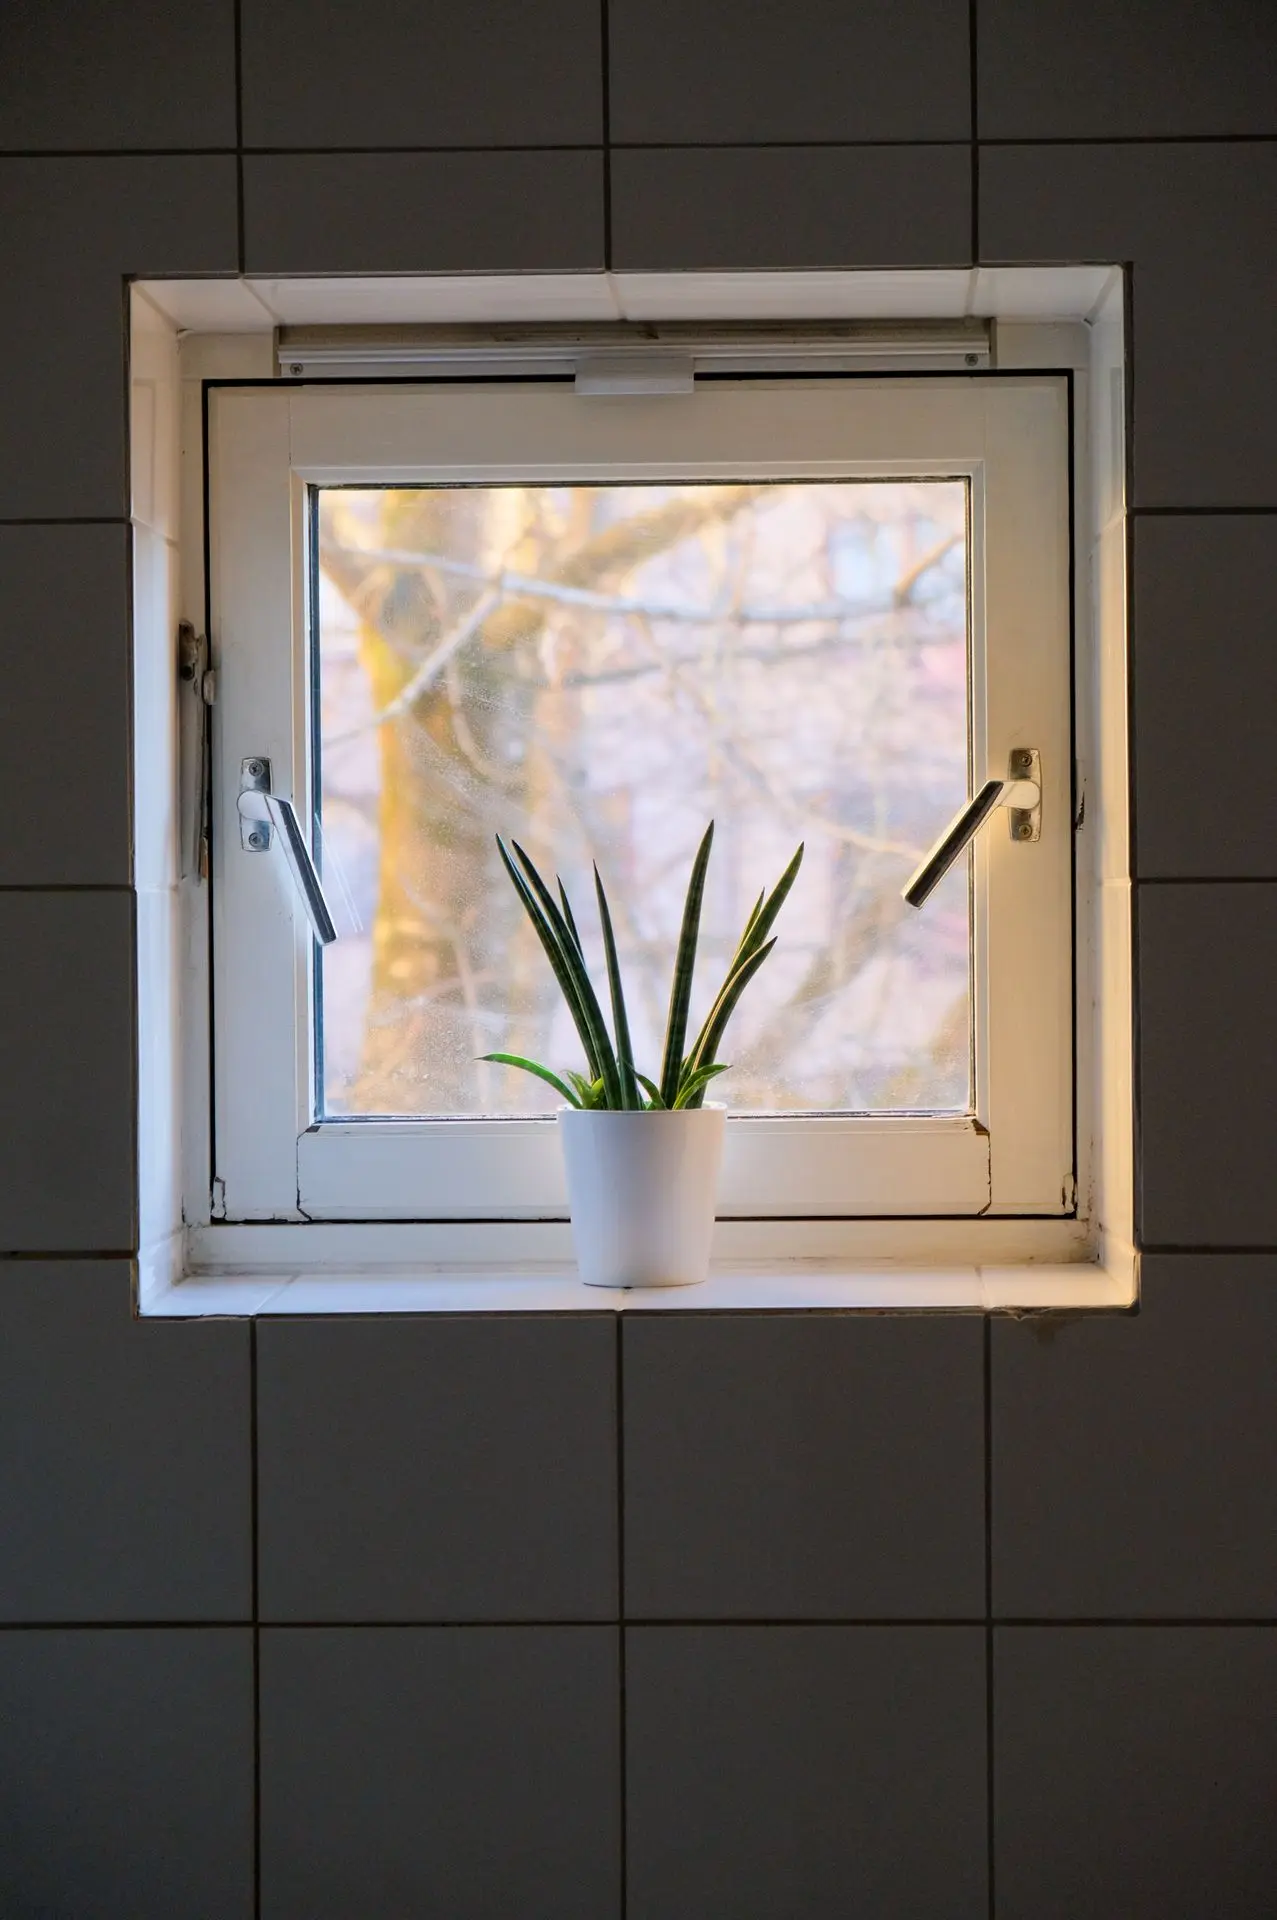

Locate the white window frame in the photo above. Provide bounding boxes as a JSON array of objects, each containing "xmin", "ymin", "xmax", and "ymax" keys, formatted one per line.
[{"xmin": 207, "ymin": 372, "xmax": 1073, "ymax": 1227}]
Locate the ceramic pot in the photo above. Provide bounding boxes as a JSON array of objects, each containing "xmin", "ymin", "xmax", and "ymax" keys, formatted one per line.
[{"xmin": 558, "ymin": 1103, "xmax": 726, "ymax": 1288}]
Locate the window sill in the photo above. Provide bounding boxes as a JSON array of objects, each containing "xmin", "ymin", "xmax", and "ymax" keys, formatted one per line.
[{"xmin": 140, "ymin": 1258, "xmax": 1136, "ymax": 1318}]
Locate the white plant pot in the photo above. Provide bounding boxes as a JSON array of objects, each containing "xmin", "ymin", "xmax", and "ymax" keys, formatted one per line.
[{"xmin": 558, "ymin": 1103, "xmax": 726, "ymax": 1288}]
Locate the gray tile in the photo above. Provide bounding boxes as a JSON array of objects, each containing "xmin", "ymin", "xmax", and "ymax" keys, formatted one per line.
[
  {"xmin": 610, "ymin": 0, "xmax": 969, "ymax": 143},
  {"xmin": 627, "ymin": 1626, "xmax": 986, "ymax": 1919},
  {"xmin": 243, "ymin": 151, "xmax": 604, "ymax": 275},
  {"xmin": 0, "ymin": 158, "xmax": 237, "ymax": 520},
  {"xmin": 242, "ymin": 0, "xmax": 601, "ymax": 148},
  {"xmin": 1137, "ymin": 884, "xmax": 1277, "ymax": 1247},
  {"xmin": 612, "ymin": 145, "xmax": 972, "ymax": 270},
  {"xmin": 0, "ymin": 892, "xmax": 136, "ymax": 1251},
  {"xmin": 980, "ymin": 0, "xmax": 1277, "ymax": 139},
  {"xmin": 257, "ymin": 1317, "xmax": 617, "ymax": 1620},
  {"xmin": 993, "ymin": 1259, "xmax": 1277, "ymax": 1617},
  {"xmin": 624, "ymin": 1315, "xmax": 984, "ymax": 1618},
  {"xmin": 261, "ymin": 1626, "xmax": 620, "ymax": 1920},
  {"xmin": 0, "ymin": 525, "xmax": 131, "ymax": 886},
  {"xmin": 0, "ymin": 1628, "xmax": 253, "ymax": 1920},
  {"xmin": 1134, "ymin": 517, "xmax": 1277, "ymax": 878},
  {"xmin": 996, "ymin": 1627, "xmax": 1277, "ymax": 1918},
  {"xmin": 980, "ymin": 143, "xmax": 1277, "ymax": 509},
  {"xmin": 0, "ymin": 0, "xmax": 236, "ymax": 150},
  {"xmin": 0, "ymin": 1263, "xmax": 251, "ymax": 1621}
]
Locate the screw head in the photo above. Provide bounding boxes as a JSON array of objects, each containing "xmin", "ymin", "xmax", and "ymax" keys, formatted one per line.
[
  {"xmin": 248, "ymin": 829, "xmax": 266, "ymax": 849},
  {"xmin": 965, "ymin": 352, "xmax": 979, "ymax": 367},
  {"xmin": 246, "ymin": 759, "xmax": 264, "ymax": 778},
  {"xmin": 1016, "ymin": 820, "xmax": 1033, "ymax": 840}
]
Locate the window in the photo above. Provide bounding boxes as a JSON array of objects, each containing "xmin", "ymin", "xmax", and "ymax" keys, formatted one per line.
[{"xmin": 208, "ymin": 372, "xmax": 1071, "ymax": 1226}]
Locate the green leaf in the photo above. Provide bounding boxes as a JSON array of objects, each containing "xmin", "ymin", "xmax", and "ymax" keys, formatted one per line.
[
  {"xmin": 479, "ymin": 1053, "xmax": 581, "ymax": 1106},
  {"xmin": 595, "ymin": 865, "xmax": 639, "ymax": 1108},
  {"xmin": 511, "ymin": 840, "xmax": 622, "ymax": 1108},
  {"xmin": 564, "ymin": 1069, "xmax": 606, "ymax": 1109},
  {"xmin": 737, "ymin": 888, "xmax": 765, "ymax": 954},
  {"xmin": 740, "ymin": 842, "xmax": 804, "ymax": 964},
  {"xmin": 659, "ymin": 820, "xmax": 715, "ymax": 1108},
  {"xmin": 684, "ymin": 937, "xmax": 778, "ymax": 1103},
  {"xmin": 682, "ymin": 840, "xmax": 802, "ymax": 1090},
  {"xmin": 557, "ymin": 877, "xmax": 584, "ymax": 958},
  {"xmin": 495, "ymin": 837, "xmax": 602, "ymax": 1083},
  {"xmin": 672, "ymin": 1061, "xmax": 732, "ymax": 1108},
  {"xmin": 632, "ymin": 1070, "xmax": 667, "ymax": 1109}
]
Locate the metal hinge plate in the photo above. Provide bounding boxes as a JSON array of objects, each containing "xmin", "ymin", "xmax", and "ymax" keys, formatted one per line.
[
  {"xmin": 178, "ymin": 621, "xmax": 215, "ymax": 879},
  {"xmin": 177, "ymin": 620, "xmax": 215, "ymax": 706}
]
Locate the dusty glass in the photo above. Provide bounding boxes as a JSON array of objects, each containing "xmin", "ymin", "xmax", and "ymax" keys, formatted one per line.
[{"xmin": 313, "ymin": 479, "xmax": 971, "ymax": 1118}]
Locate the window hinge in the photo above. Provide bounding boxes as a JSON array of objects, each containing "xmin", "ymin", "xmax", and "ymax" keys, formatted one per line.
[
  {"xmin": 210, "ymin": 1175, "xmax": 226, "ymax": 1221},
  {"xmin": 177, "ymin": 620, "xmax": 215, "ymax": 706},
  {"xmin": 178, "ymin": 621, "xmax": 215, "ymax": 879}
]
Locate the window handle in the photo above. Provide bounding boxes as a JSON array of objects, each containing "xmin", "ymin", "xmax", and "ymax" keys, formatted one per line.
[
  {"xmin": 902, "ymin": 748, "xmax": 1042, "ymax": 909},
  {"xmin": 237, "ymin": 757, "xmax": 339, "ymax": 946}
]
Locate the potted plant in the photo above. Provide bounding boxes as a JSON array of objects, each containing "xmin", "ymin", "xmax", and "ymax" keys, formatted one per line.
[{"xmin": 483, "ymin": 824, "xmax": 803, "ymax": 1287}]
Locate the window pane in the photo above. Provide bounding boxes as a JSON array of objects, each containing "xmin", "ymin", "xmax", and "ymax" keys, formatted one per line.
[{"xmin": 314, "ymin": 480, "xmax": 970, "ymax": 1118}]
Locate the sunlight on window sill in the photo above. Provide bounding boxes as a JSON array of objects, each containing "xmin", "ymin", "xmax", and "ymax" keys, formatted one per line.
[{"xmin": 141, "ymin": 1260, "xmax": 1136, "ymax": 1319}]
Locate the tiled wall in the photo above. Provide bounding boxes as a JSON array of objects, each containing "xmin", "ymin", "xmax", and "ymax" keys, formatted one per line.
[{"xmin": 2, "ymin": 2, "xmax": 1276, "ymax": 1913}]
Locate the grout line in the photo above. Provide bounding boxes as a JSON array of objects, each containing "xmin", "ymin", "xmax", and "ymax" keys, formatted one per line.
[
  {"xmin": 240, "ymin": 142, "xmax": 604, "ymax": 155},
  {"xmin": 0, "ymin": 516, "xmax": 130, "ymax": 527},
  {"xmin": 0, "ymin": 1621, "xmax": 254, "ymax": 1631},
  {"xmin": 0, "ymin": 146, "xmax": 238, "ymax": 157},
  {"xmin": 976, "ymin": 132, "xmax": 1277, "ymax": 147},
  {"xmin": 233, "ymin": 0, "xmax": 246, "ymax": 274},
  {"xmin": 247, "ymin": 1617, "xmax": 996, "ymax": 1629},
  {"xmin": 984, "ymin": 1317, "xmax": 996, "ymax": 1920},
  {"xmin": 599, "ymin": 0, "xmax": 613, "ymax": 269},
  {"xmin": 969, "ymin": 0, "xmax": 980, "ymax": 261},
  {"xmin": 250, "ymin": 1318, "xmax": 261, "ymax": 1920},
  {"xmin": 1, "ymin": 1615, "xmax": 1274, "ymax": 1631},
  {"xmin": 1139, "ymin": 1242, "xmax": 1277, "ymax": 1255},
  {"xmin": 993, "ymin": 1618, "xmax": 1277, "ymax": 1628},
  {"xmin": 2, "ymin": 134, "xmax": 1275, "ymax": 158},
  {"xmin": 616, "ymin": 1317, "xmax": 627, "ymax": 1917},
  {"xmin": 1, "ymin": 1250, "xmax": 139, "ymax": 1262},
  {"xmin": 1132, "ymin": 505, "xmax": 1277, "ymax": 516},
  {"xmin": 0, "ymin": 884, "xmax": 135, "ymax": 894},
  {"xmin": 611, "ymin": 138, "xmax": 971, "ymax": 151}
]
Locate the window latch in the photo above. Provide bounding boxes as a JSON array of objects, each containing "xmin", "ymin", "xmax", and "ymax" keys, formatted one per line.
[
  {"xmin": 237, "ymin": 757, "xmax": 339, "ymax": 946},
  {"xmin": 902, "ymin": 748, "xmax": 1042, "ymax": 909}
]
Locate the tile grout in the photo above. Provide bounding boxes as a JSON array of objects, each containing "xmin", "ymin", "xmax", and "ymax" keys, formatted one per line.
[
  {"xmin": 233, "ymin": 0, "xmax": 246, "ymax": 275},
  {"xmin": 4, "ymin": 1617, "xmax": 1276, "ymax": 1630},
  {"xmin": 599, "ymin": 0, "xmax": 612, "ymax": 270},
  {"xmin": 3, "ymin": 134, "xmax": 1277, "ymax": 158},
  {"xmin": 250, "ymin": 1318, "xmax": 261, "ymax": 1920},
  {"xmin": 984, "ymin": 1316, "xmax": 996, "ymax": 1920},
  {"xmin": 969, "ymin": 0, "xmax": 980, "ymax": 261},
  {"xmin": 616, "ymin": 1316, "xmax": 627, "ymax": 1918}
]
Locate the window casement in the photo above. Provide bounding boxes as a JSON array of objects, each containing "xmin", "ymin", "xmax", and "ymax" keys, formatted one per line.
[{"xmin": 207, "ymin": 369, "xmax": 1073, "ymax": 1231}]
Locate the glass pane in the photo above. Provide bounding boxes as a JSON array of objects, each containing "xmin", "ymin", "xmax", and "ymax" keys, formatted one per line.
[{"xmin": 314, "ymin": 479, "xmax": 970, "ymax": 1118}]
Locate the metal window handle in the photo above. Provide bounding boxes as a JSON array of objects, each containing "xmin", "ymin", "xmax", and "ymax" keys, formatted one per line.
[
  {"xmin": 902, "ymin": 749, "xmax": 1042, "ymax": 910},
  {"xmin": 237, "ymin": 757, "xmax": 339, "ymax": 946}
]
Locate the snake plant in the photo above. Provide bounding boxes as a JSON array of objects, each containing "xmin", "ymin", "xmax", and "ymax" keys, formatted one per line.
[{"xmin": 481, "ymin": 823, "xmax": 803, "ymax": 1110}]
